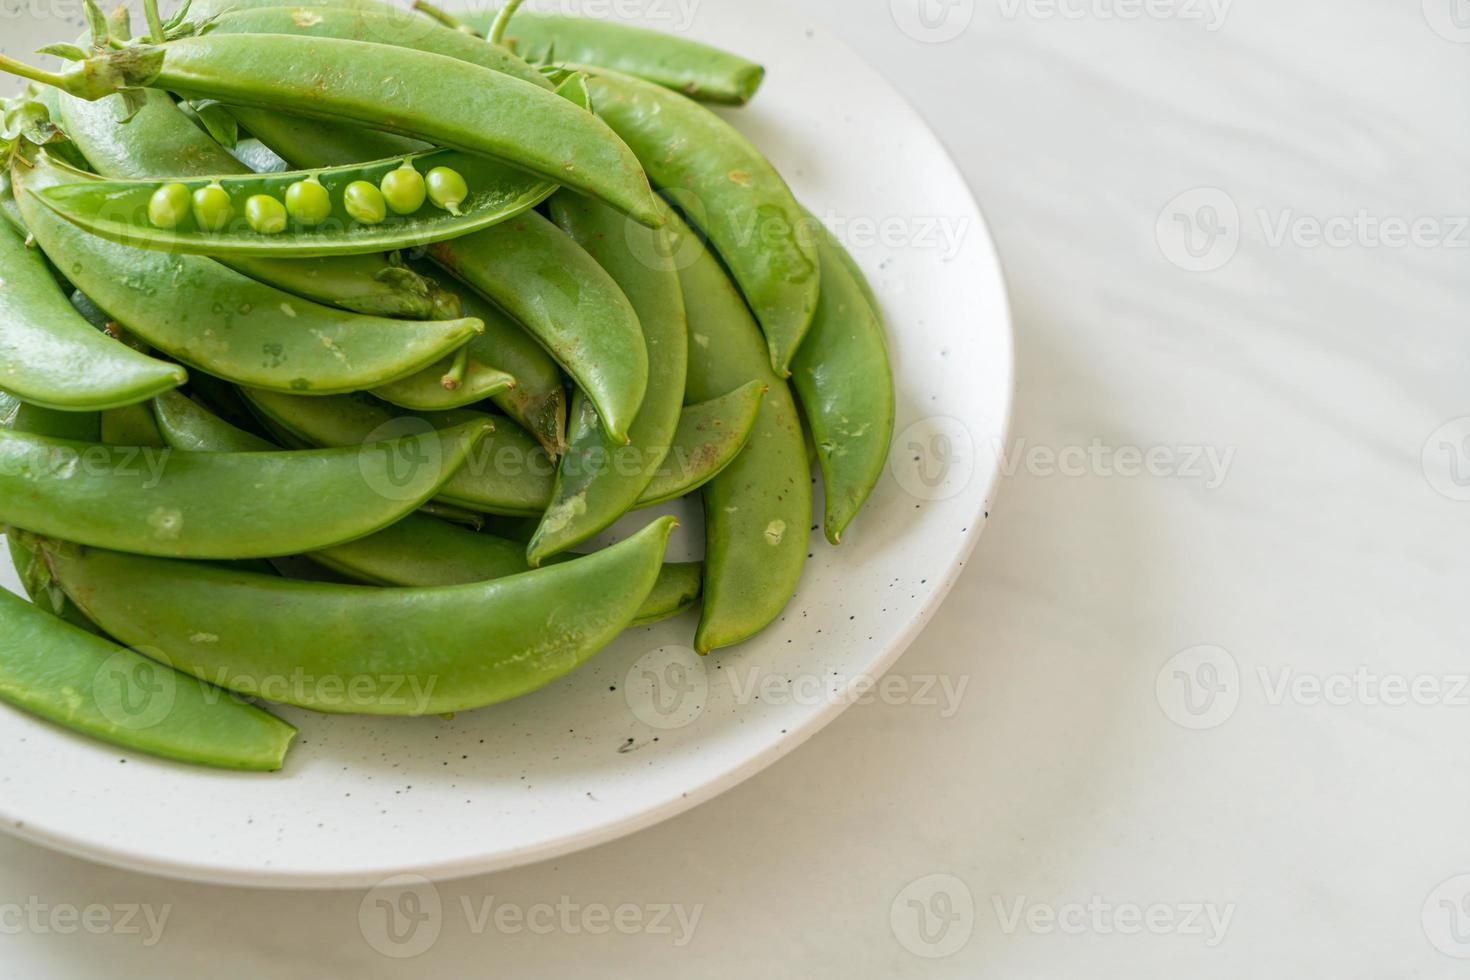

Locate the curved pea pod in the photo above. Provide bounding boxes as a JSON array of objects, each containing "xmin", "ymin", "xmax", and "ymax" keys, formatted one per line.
[
  {"xmin": 241, "ymin": 388, "xmax": 555, "ymax": 517},
  {"xmin": 530, "ymin": 192, "xmax": 687, "ymax": 564},
  {"xmin": 472, "ymin": 9, "xmax": 766, "ymax": 105},
  {"xmin": 0, "ymin": 216, "xmax": 185, "ymax": 411},
  {"xmin": 0, "ymin": 420, "xmax": 492, "ymax": 559},
  {"xmin": 36, "ymin": 146, "xmax": 559, "ymax": 258},
  {"xmin": 429, "ymin": 211, "xmax": 648, "ymax": 445},
  {"xmin": 11, "ymin": 151, "xmax": 484, "ymax": 395},
  {"xmin": 310, "ymin": 513, "xmax": 702, "ymax": 626},
  {"xmin": 221, "ymin": 112, "xmax": 569, "ymax": 454},
  {"xmin": 791, "ymin": 217, "xmax": 895, "ymax": 544},
  {"xmin": 587, "ymin": 69, "xmax": 819, "ymax": 376},
  {"xmin": 56, "ymin": 89, "xmax": 455, "ymax": 320},
  {"xmin": 33, "ymin": 33, "xmax": 662, "ymax": 227},
  {"xmin": 0, "ymin": 585, "xmax": 296, "ymax": 770},
  {"xmin": 43, "ymin": 517, "xmax": 678, "ymax": 716},
  {"xmin": 207, "ymin": 5, "xmax": 550, "ymax": 88},
  {"xmin": 152, "ymin": 389, "xmax": 276, "ymax": 453},
  {"xmin": 636, "ymin": 379, "xmax": 766, "ymax": 508},
  {"xmin": 663, "ymin": 204, "xmax": 811, "ymax": 653}
]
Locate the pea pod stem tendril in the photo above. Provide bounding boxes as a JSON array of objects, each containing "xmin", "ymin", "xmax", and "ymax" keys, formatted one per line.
[{"xmin": 489, "ymin": 0, "xmax": 526, "ymax": 46}]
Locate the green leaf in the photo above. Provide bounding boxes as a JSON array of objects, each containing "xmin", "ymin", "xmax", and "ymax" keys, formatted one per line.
[{"xmin": 35, "ymin": 43, "xmax": 89, "ymax": 62}]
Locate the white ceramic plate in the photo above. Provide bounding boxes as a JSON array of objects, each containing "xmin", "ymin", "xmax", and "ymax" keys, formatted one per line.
[{"xmin": 0, "ymin": 1, "xmax": 1012, "ymax": 887}]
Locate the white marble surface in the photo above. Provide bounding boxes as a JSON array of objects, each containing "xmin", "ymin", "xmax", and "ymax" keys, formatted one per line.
[{"xmin": 4, "ymin": 0, "xmax": 1469, "ymax": 975}]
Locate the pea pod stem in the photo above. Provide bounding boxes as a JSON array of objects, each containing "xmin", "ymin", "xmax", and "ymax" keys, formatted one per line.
[{"xmin": 488, "ymin": 0, "xmax": 526, "ymax": 46}]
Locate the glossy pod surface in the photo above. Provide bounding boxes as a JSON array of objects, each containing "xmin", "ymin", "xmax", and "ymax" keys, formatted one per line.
[
  {"xmin": 0, "ymin": 585, "xmax": 296, "ymax": 770},
  {"xmin": 588, "ymin": 69, "xmax": 819, "ymax": 376},
  {"xmin": 532, "ymin": 191, "xmax": 688, "ymax": 564},
  {"xmin": 152, "ymin": 389, "xmax": 276, "ymax": 453},
  {"xmin": 791, "ymin": 219, "xmax": 895, "ymax": 544},
  {"xmin": 241, "ymin": 389, "xmax": 555, "ymax": 517},
  {"xmin": 428, "ymin": 211, "xmax": 649, "ymax": 446},
  {"xmin": 0, "ymin": 216, "xmax": 185, "ymax": 411},
  {"xmin": 37, "ymin": 146, "xmax": 558, "ymax": 257},
  {"xmin": 474, "ymin": 9, "xmax": 766, "ymax": 105},
  {"xmin": 635, "ymin": 379, "xmax": 766, "ymax": 507},
  {"xmin": 664, "ymin": 204, "xmax": 812, "ymax": 653},
  {"xmin": 0, "ymin": 421, "xmax": 490, "ymax": 559},
  {"xmin": 44, "ymin": 517, "xmax": 679, "ymax": 716},
  {"xmin": 57, "ymin": 89, "xmax": 456, "ymax": 320},
  {"xmin": 134, "ymin": 33, "xmax": 662, "ymax": 227},
  {"xmin": 12, "ymin": 151, "xmax": 484, "ymax": 395},
  {"xmin": 310, "ymin": 514, "xmax": 703, "ymax": 627}
]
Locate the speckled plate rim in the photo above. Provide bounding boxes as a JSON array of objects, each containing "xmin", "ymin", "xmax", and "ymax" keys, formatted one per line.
[{"xmin": 0, "ymin": 13, "xmax": 1014, "ymax": 889}]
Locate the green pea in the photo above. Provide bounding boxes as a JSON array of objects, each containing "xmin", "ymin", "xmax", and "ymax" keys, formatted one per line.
[
  {"xmin": 426, "ymin": 167, "xmax": 469, "ymax": 215},
  {"xmin": 245, "ymin": 194, "xmax": 288, "ymax": 235},
  {"xmin": 148, "ymin": 182, "xmax": 192, "ymax": 229},
  {"xmin": 343, "ymin": 180, "xmax": 387, "ymax": 225},
  {"xmin": 380, "ymin": 160, "xmax": 427, "ymax": 216},
  {"xmin": 190, "ymin": 182, "xmax": 234, "ymax": 232},
  {"xmin": 284, "ymin": 177, "xmax": 332, "ymax": 226}
]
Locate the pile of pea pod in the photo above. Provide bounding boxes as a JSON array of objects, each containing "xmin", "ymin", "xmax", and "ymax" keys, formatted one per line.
[{"xmin": 0, "ymin": 0, "xmax": 895, "ymax": 771}]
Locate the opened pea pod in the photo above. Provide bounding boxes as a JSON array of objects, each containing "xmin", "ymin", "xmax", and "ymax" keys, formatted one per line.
[{"xmin": 33, "ymin": 146, "xmax": 559, "ymax": 257}]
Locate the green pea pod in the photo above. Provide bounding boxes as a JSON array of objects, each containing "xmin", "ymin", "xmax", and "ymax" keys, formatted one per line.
[
  {"xmin": 208, "ymin": 6, "xmax": 550, "ymax": 89},
  {"xmin": 224, "ymin": 112, "xmax": 569, "ymax": 455},
  {"xmin": 530, "ymin": 191, "xmax": 688, "ymax": 564},
  {"xmin": 2, "ymin": 395, "xmax": 104, "ymax": 634},
  {"xmin": 37, "ymin": 146, "xmax": 559, "ymax": 258},
  {"xmin": 100, "ymin": 401, "xmax": 167, "ymax": 448},
  {"xmin": 429, "ymin": 211, "xmax": 649, "ymax": 445},
  {"xmin": 12, "ymin": 150, "xmax": 484, "ymax": 395},
  {"xmin": 230, "ymin": 106, "xmax": 427, "ymax": 168},
  {"xmin": 241, "ymin": 389, "xmax": 554, "ymax": 517},
  {"xmin": 57, "ymin": 89, "xmax": 455, "ymax": 320},
  {"xmin": 0, "ymin": 420, "xmax": 492, "ymax": 559},
  {"xmin": 587, "ymin": 70, "xmax": 819, "ymax": 376},
  {"xmin": 310, "ymin": 514, "xmax": 702, "ymax": 627},
  {"xmin": 0, "ymin": 586, "xmax": 296, "ymax": 770},
  {"xmin": 42, "ymin": 517, "xmax": 678, "ymax": 716},
  {"xmin": 635, "ymin": 379, "xmax": 766, "ymax": 508},
  {"xmin": 0, "ymin": 215, "xmax": 185, "ymax": 411},
  {"xmin": 23, "ymin": 32, "xmax": 662, "ymax": 228},
  {"xmin": 664, "ymin": 203, "xmax": 811, "ymax": 653},
  {"xmin": 472, "ymin": 9, "xmax": 766, "ymax": 105},
  {"xmin": 152, "ymin": 389, "xmax": 276, "ymax": 453},
  {"xmin": 792, "ymin": 216, "xmax": 895, "ymax": 544}
]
